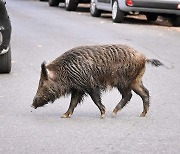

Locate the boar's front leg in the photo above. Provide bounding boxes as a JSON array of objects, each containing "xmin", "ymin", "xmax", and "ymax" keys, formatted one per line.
[
  {"xmin": 88, "ymin": 88, "xmax": 106, "ymax": 118},
  {"xmin": 61, "ymin": 90, "xmax": 84, "ymax": 118}
]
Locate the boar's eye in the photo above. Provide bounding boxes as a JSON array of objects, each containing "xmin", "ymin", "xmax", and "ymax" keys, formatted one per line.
[{"xmin": 38, "ymin": 78, "xmax": 47, "ymax": 88}]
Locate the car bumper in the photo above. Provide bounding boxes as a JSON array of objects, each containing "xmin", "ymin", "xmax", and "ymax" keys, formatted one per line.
[
  {"xmin": 0, "ymin": 46, "xmax": 9, "ymax": 55},
  {"xmin": 0, "ymin": 0, "xmax": 12, "ymax": 55},
  {"xmin": 0, "ymin": 21, "xmax": 11, "ymax": 55},
  {"xmin": 119, "ymin": 0, "xmax": 180, "ymax": 15},
  {"xmin": 133, "ymin": 1, "xmax": 179, "ymax": 10}
]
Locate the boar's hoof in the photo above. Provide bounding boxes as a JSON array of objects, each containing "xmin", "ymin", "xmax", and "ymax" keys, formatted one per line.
[
  {"xmin": 111, "ymin": 112, "xmax": 117, "ymax": 118},
  {"xmin": 140, "ymin": 112, "xmax": 146, "ymax": 117},
  {"xmin": 61, "ymin": 113, "xmax": 72, "ymax": 118},
  {"xmin": 112, "ymin": 108, "xmax": 122, "ymax": 116},
  {"xmin": 100, "ymin": 108, "xmax": 106, "ymax": 118},
  {"xmin": 100, "ymin": 113, "xmax": 105, "ymax": 119}
]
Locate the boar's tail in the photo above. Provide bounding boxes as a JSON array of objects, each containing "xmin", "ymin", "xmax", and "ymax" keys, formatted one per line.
[
  {"xmin": 146, "ymin": 59, "xmax": 164, "ymax": 67},
  {"xmin": 146, "ymin": 59, "xmax": 174, "ymax": 69}
]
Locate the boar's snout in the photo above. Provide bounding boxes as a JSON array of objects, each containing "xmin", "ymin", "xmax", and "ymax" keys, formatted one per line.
[
  {"xmin": 32, "ymin": 96, "xmax": 39, "ymax": 109},
  {"xmin": 32, "ymin": 95, "xmax": 48, "ymax": 109},
  {"xmin": 31, "ymin": 104, "xmax": 37, "ymax": 109}
]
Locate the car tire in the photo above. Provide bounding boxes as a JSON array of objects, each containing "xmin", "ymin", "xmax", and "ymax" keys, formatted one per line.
[
  {"xmin": 65, "ymin": 0, "xmax": 78, "ymax": 11},
  {"xmin": 48, "ymin": 0, "xmax": 60, "ymax": 7},
  {"xmin": 90, "ymin": 0, "xmax": 101, "ymax": 17},
  {"xmin": 112, "ymin": 0, "xmax": 124, "ymax": 23},
  {"xmin": 0, "ymin": 47, "xmax": 11, "ymax": 73},
  {"xmin": 171, "ymin": 15, "xmax": 180, "ymax": 27},
  {"xmin": 146, "ymin": 14, "xmax": 158, "ymax": 21}
]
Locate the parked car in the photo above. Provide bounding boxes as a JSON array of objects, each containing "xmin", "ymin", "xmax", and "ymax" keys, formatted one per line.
[
  {"xmin": 90, "ymin": 0, "xmax": 180, "ymax": 26},
  {"xmin": 48, "ymin": 0, "xmax": 90, "ymax": 11},
  {"xmin": 0, "ymin": 0, "xmax": 12, "ymax": 73}
]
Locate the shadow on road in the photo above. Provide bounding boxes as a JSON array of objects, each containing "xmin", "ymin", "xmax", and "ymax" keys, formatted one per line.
[
  {"xmin": 101, "ymin": 14, "xmax": 173, "ymax": 27},
  {"xmin": 56, "ymin": 3, "xmax": 173, "ymax": 27},
  {"xmin": 58, "ymin": 3, "xmax": 90, "ymax": 13},
  {"xmin": 77, "ymin": 5, "xmax": 173, "ymax": 27}
]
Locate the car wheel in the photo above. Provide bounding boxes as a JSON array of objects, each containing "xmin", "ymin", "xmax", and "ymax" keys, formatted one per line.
[
  {"xmin": 0, "ymin": 47, "xmax": 11, "ymax": 73},
  {"xmin": 171, "ymin": 15, "xmax": 180, "ymax": 27},
  {"xmin": 65, "ymin": 0, "xmax": 78, "ymax": 11},
  {"xmin": 146, "ymin": 14, "xmax": 158, "ymax": 21},
  {"xmin": 48, "ymin": 0, "xmax": 60, "ymax": 7},
  {"xmin": 90, "ymin": 0, "xmax": 101, "ymax": 17},
  {"xmin": 112, "ymin": 0, "xmax": 124, "ymax": 23}
]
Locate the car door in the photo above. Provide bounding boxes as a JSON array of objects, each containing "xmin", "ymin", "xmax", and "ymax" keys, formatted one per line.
[{"xmin": 96, "ymin": 0, "xmax": 112, "ymax": 11}]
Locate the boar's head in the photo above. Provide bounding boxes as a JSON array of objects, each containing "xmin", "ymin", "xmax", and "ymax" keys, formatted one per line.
[{"xmin": 32, "ymin": 62, "xmax": 58, "ymax": 109}]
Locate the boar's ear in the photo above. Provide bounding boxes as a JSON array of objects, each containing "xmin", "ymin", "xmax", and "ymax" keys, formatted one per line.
[{"xmin": 41, "ymin": 61, "xmax": 48, "ymax": 80}]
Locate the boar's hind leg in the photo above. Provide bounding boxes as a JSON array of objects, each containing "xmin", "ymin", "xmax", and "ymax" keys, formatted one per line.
[
  {"xmin": 61, "ymin": 90, "xmax": 84, "ymax": 118},
  {"xmin": 113, "ymin": 88, "xmax": 132, "ymax": 116},
  {"xmin": 132, "ymin": 81, "xmax": 149, "ymax": 117},
  {"xmin": 88, "ymin": 88, "xmax": 106, "ymax": 118}
]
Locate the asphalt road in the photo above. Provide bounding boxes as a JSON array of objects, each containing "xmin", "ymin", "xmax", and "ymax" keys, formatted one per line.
[{"xmin": 0, "ymin": 0, "xmax": 180, "ymax": 153}]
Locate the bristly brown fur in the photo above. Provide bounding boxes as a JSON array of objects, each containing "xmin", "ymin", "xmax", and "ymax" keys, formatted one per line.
[
  {"xmin": 48, "ymin": 44, "xmax": 146, "ymax": 91},
  {"xmin": 32, "ymin": 44, "xmax": 163, "ymax": 118}
]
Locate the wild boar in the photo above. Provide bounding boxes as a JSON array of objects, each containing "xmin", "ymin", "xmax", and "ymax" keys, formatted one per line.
[{"xmin": 32, "ymin": 44, "xmax": 164, "ymax": 118}]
